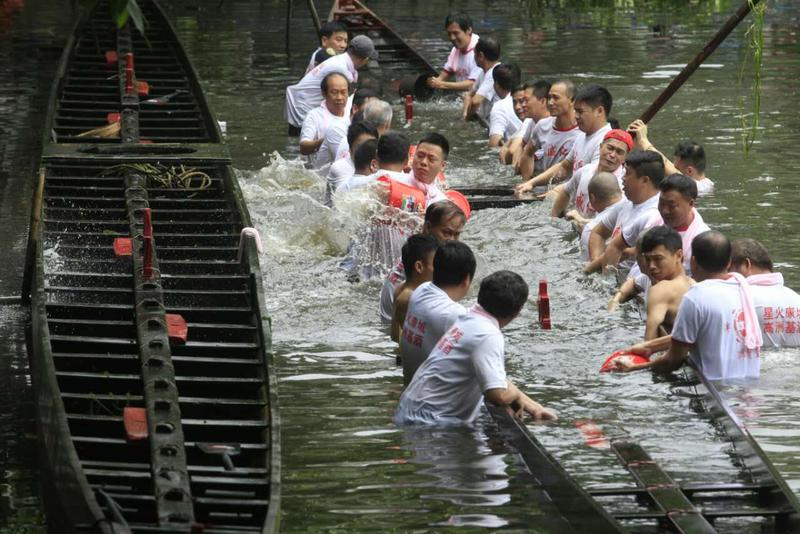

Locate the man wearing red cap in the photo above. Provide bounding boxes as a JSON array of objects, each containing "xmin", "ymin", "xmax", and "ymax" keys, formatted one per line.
[{"xmin": 546, "ymin": 129, "xmax": 632, "ymax": 219}]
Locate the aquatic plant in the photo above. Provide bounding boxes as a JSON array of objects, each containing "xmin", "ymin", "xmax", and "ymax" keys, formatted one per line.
[
  {"xmin": 80, "ymin": 0, "xmax": 146, "ymax": 35},
  {"xmin": 738, "ymin": 0, "xmax": 766, "ymax": 152}
]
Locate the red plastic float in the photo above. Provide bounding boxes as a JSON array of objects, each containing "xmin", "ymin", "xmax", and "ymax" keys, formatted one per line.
[{"xmin": 599, "ymin": 350, "xmax": 650, "ymax": 373}]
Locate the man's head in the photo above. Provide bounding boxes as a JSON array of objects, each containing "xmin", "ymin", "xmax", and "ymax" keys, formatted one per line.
[
  {"xmin": 588, "ymin": 171, "xmax": 622, "ymax": 213},
  {"xmin": 525, "ymin": 79, "xmax": 552, "ymax": 122},
  {"xmin": 352, "ymin": 138, "xmax": 378, "ymax": 176},
  {"xmin": 412, "ymin": 133, "xmax": 449, "ymax": 185},
  {"xmin": 547, "ymin": 80, "xmax": 575, "ymax": 118},
  {"xmin": 318, "ymin": 21, "xmax": 348, "ymax": 53},
  {"xmin": 376, "ymin": 131, "xmax": 410, "ymax": 170},
  {"xmin": 492, "ymin": 63, "xmax": 519, "ymax": 99},
  {"xmin": 730, "ymin": 238, "xmax": 774, "ymax": 276},
  {"xmin": 474, "ymin": 37, "xmax": 500, "ymax": 69},
  {"xmin": 423, "ymin": 200, "xmax": 466, "ymax": 242},
  {"xmin": 640, "ymin": 226, "xmax": 685, "ymax": 282},
  {"xmin": 690, "ymin": 230, "xmax": 731, "ymax": 281},
  {"xmin": 658, "ymin": 173, "xmax": 697, "ymax": 230},
  {"xmin": 347, "ymin": 35, "xmax": 378, "ymax": 68},
  {"xmin": 361, "ymin": 98, "xmax": 393, "ymax": 134},
  {"xmin": 673, "ymin": 140, "xmax": 707, "ymax": 179},
  {"xmin": 320, "ymin": 72, "xmax": 350, "ymax": 115},
  {"xmin": 432, "ymin": 241, "xmax": 476, "ymax": 301},
  {"xmin": 444, "ymin": 13, "xmax": 473, "ymax": 51},
  {"xmin": 573, "ymin": 85, "xmax": 612, "ymax": 134},
  {"xmin": 623, "ymin": 150, "xmax": 665, "ymax": 203},
  {"xmin": 512, "ymin": 85, "xmax": 528, "ymax": 120},
  {"xmin": 346, "ymin": 119, "xmax": 378, "ymax": 154},
  {"xmin": 350, "ymin": 87, "xmax": 378, "ymax": 118},
  {"xmin": 598, "ymin": 129, "xmax": 632, "ymax": 173},
  {"xmin": 401, "ymin": 234, "xmax": 439, "ymax": 284},
  {"xmin": 477, "ymin": 270, "xmax": 529, "ymax": 327}
]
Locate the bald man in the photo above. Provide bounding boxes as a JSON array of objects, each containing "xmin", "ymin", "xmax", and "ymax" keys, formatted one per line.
[{"xmin": 575, "ymin": 171, "xmax": 624, "ymax": 261}]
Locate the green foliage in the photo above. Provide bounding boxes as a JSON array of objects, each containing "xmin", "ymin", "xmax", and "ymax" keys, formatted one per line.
[
  {"xmin": 79, "ymin": 0, "xmax": 147, "ymax": 35},
  {"xmin": 738, "ymin": 0, "xmax": 767, "ymax": 153}
]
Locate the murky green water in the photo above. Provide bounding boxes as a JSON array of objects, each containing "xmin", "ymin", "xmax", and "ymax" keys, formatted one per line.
[{"xmin": 2, "ymin": 0, "xmax": 799, "ymax": 531}]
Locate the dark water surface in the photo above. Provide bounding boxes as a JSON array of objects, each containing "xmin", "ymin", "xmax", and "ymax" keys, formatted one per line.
[{"xmin": 2, "ymin": 0, "xmax": 799, "ymax": 531}]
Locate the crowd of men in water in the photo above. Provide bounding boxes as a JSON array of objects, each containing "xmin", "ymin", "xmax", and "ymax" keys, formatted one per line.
[{"xmin": 283, "ymin": 14, "xmax": 800, "ymax": 427}]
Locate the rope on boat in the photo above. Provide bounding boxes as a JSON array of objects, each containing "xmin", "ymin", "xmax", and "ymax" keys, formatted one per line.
[{"xmin": 99, "ymin": 163, "xmax": 212, "ymax": 195}]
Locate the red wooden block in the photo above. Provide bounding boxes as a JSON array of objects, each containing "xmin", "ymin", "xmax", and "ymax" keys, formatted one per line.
[
  {"xmin": 123, "ymin": 407, "xmax": 148, "ymax": 441},
  {"xmin": 105, "ymin": 50, "xmax": 118, "ymax": 66},
  {"xmin": 166, "ymin": 314, "xmax": 188, "ymax": 345},
  {"xmin": 538, "ymin": 279, "xmax": 551, "ymax": 330},
  {"xmin": 113, "ymin": 237, "xmax": 132, "ymax": 258}
]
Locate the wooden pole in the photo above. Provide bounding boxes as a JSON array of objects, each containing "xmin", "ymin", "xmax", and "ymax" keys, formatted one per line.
[
  {"xmin": 306, "ymin": 0, "xmax": 322, "ymax": 36},
  {"xmin": 21, "ymin": 167, "xmax": 46, "ymax": 304},
  {"xmin": 638, "ymin": 0, "xmax": 761, "ymax": 124},
  {"xmin": 285, "ymin": 0, "xmax": 293, "ymax": 57}
]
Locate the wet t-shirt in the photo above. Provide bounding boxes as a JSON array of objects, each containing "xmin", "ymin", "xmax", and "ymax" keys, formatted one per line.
[
  {"xmin": 568, "ymin": 123, "xmax": 611, "ymax": 173},
  {"xmin": 300, "ymin": 103, "xmax": 349, "ymax": 169},
  {"xmin": 526, "ymin": 116, "xmax": 581, "ymax": 172},
  {"xmin": 489, "ymin": 93, "xmax": 522, "ymax": 142},
  {"xmin": 395, "ymin": 305, "xmax": 506, "ymax": 426},
  {"xmin": 399, "ymin": 282, "xmax": 466, "ymax": 384},
  {"xmin": 562, "ymin": 162, "xmax": 624, "ymax": 218},
  {"xmin": 747, "ymin": 273, "xmax": 800, "ymax": 348},
  {"xmin": 443, "ymin": 33, "xmax": 480, "ymax": 82},
  {"xmin": 285, "ymin": 52, "xmax": 357, "ymax": 128},
  {"xmin": 671, "ymin": 278, "xmax": 761, "ymax": 380}
]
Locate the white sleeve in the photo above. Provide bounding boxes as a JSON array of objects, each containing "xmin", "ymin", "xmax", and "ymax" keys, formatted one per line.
[
  {"xmin": 596, "ymin": 203, "xmax": 620, "ymax": 232},
  {"xmin": 562, "ymin": 168, "xmax": 582, "ymax": 197},
  {"xmin": 622, "ymin": 212, "xmax": 661, "ymax": 248},
  {"xmin": 476, "ymin": 74, "xmax": 494, "ymax": 98},
  {"xmin": 299, "ymin": 111, "xmax": 318, "ymax": 142},
  {"xmin": 468, "ymin": 66, "xmax": 483, "ymax": 82},
  {"xmin": 489, "ymin": 106, "xmax": 506, "ymax": 137},
  {"xmin": 671, "ymin": 294, "xmax": 700, "ymax": 345},
  {"xmin": 473, "ymin": 335, "xmax": 507, "ymax": 393}
]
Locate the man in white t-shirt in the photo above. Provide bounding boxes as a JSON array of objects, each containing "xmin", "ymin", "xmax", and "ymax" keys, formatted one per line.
[
  {"xmin": 464, "ymin": 37, "xmax": 501, "ymax": 122},
  {"xmin": 628, "ymin": 120, "xmax": 715, "ymax": 197},
  {"xmin": 584, "ymin": 150, "xmax": 665, "ymax": 274},
  {"xmin": 427, "ymin": 14, "xmax": 481, "ymax": 92},
  {"xmin": 335, "ymin": 138, "xmax": 378, "ymax": 195},
  {"xmin": 515, "ymin": 80, "xmax": 580, "ymax": 179},
  {"xmin": 578, "ymin": 172, "xmax": 624, "ymax": 261},
  {"xmin": 305, "ymin": 21, "xmax": 349, "ymax": 74},
  {"xmin": 396, "ymin": 270, "xmax": 557, "ymax": 426},
  {"xmin": 488, "ymin": 64, "xmax": 522, "ymax": 147},
  {"xmin": 299, "ymin": 73, "xmax": 350, "ymax": 169},
  {"xmin": 327, "ymin": 122, "xmax": 379, "ymax": 203},
  {"xmin": 400, "ymin": 241, "xmax": 476, "ymax": 384},
  {"xmin": 550, "ymin": 129, "xmax": 631, "ymax": 218},
  {"xmin": 500, "ymin": 80, "xmax": 552, "ymax": 168},
  {"xmin": 515, "ymin": 84, "xmax": 613, "ymax": 195},
  {"xmin": 618, "ymin": 231, "xmax": 762, "ymax": 380},
  {"xmin": 318, "ymin": 89, "xmax": 379, "ymax": 172},
  {"xmin": 379, "ymin": 201, "xmax": 466, "ymax": 323},
  {"xmin": 731, "ymin": 239, "xmax": 800, "ymax": 348},
  {"xmin": 285, "ymin": 35, "xmax": 377, "ymax": 130}
]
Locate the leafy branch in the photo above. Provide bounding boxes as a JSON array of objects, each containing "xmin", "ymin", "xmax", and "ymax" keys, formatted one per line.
[
  {"xmin": 738, "ymin": 0, "xmax": 767, "ymax": 153},
  {"xmin": 80, "ymin": 0, "xmax": 147, "ymax": 35}
]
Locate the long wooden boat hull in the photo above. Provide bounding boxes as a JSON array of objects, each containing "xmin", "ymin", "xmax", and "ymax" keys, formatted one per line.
[{"xmin": 26, "ymin": 1, "xmax": 279, "ymax": 531}]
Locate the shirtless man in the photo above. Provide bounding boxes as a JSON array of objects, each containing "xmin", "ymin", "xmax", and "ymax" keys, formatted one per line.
[
  {"xmin": 638, "ymin": 226, "xmax": 694, "ymax": 339},
  {"xmin": 391, "ymin": 234, "xmax": 438, "ymax": 342},
  {"xmin": 617, "ymin": 231, "xmax": 763, "ymax": 380},
  {"xmin": 427, "ymin": 13, "xmax": 480, "ymax": 93},
  {"xmin": 515, "ymin": 84, "xmax": 612, "ymax": 195},
  {"xmin": 628, "ymin": 120, "xmax": 715, "ymax": 196},
  {"xmin": 730, "ymin": 238, "xmax": 800, "ymax": 347}
]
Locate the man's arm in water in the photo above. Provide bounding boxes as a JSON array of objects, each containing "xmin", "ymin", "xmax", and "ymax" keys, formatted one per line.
[
  {"xmin": 548, "ymin": 185, "xmax": 570, "ymax": 217},
  {"xmin": 485, "ymin": 380, "xmax": 557, "ymax": 421},
  {"xmin": 608, "ymin": 276, "xmax": 640, "ymax": 311},
  {"xmin": 584, "ymin": 230, "xmax": 624, "ymax": 273},
  {"xmin": 390, "ymin": 290, "xmax": 410, "ymax": 343},
  {"xmin": 428, "ymin": 71, "xmax": 475, "ymax": 92},
  {"xmin": 588, "ymin": 222, "xmax": 612, "ymax": 261},
  {"xmin": 515, "ymin": 158, "xmax": 572, "ymax": 195},
  {"xmin": 617, "ymin": 340, "xmax": 689, "ymax": 374},
  {"xmin": 299, "ymin": 138, "xmax": 323, "ymax": 156}
]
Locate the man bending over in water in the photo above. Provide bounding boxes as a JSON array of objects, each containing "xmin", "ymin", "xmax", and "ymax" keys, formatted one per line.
[
  {"xmin": 395, "ymin": 270, "xmax": 557, "ymax": 425},
  {"xmin": 638, "ymin": 226, "xmax": 694, "ymax": 339}
]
